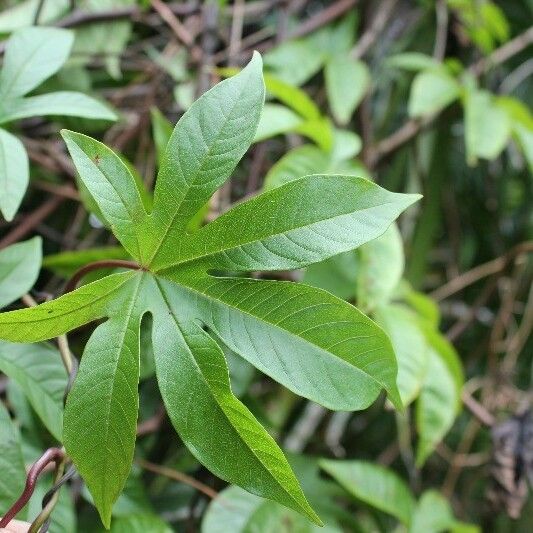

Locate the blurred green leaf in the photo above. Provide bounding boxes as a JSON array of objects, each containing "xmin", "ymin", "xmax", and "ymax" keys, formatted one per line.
[
  {"xmin": 408, "ymin": 69, "xmax": 460, "ymax": 118},
  {"xmin": 0, "ymin": 237, "xmax": 41, "ymax": 308}
]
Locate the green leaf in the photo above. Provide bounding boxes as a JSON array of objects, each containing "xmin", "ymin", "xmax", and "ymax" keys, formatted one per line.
[
  {"xmin": 0, "ymin": 92, "xmax": 117, "ymax": 124},
  {"xmin": 0, "ymin": 127, "xmax": 29, "ymax": 221},
  {"xmin": 0, "ymin": 342, "xmax": 67, "ymax": 441},
  {"xmin": 356, "ymin": 224, "xmax": 404, "ymax": 312},
  {"xmin": 0, "ymin": 401, "xmax": 26, "ymax": 516},
  {"xmin": 320, "ymin": 460, "xmax": 416, "ymax": 525},
  {"xmin": 464, "ymin": 89, "xmax": 511, "ymax": 165},
  {"xmin": 325, "ymin": 56, "xmax": 370, "ymax": 125},
  {"xmin": 147, "ymin": 52, "xmax": 265, "ymax": 266},
  {"xmin": 0, "ymin": 272, "xmax": 136, "ymax": 342},
  {"xmin": 264, "ymin": 74, "xmax": 321, "ymax": 120},
  {"xmin": 303, "ymin": 251, "xmax": 358, "ymax": 300},
  {"xmin": 0, "ymin": 237, "xmax": 41, "ymax": 308},
  {"xmin": 416, "ymin": 328, "xmax": 463, "ymax": 466},
  {"xmin": 0, "ymin": 27, "xmax": 73, "ymax": 99},
  {"xmin": 61, "ymin": 130, "xmax": 151, "ymax": 263},
  {"xmin": 161, "ymin": 275, "xmax": 402, "ymax": 410},
  {"xmin": 254, "ymin": 103, "xmax": 303, "ymax": 142},
  {"xmin": 264, "ymin": 40, "xmax": 325, "ymax": 86},
  {"xmin": 409, "ymin": 490, "xmax": 455, "ymax": 533},
  {"xmin": 202, "ymin": 485, "xmax": 326, "ymax": 533},
  {"xmin": 43, "ymin": 246, "xmax": 128, "ymax": 278},
  {"xmin": 0, "ymin": 0, "xmax": 68, "ymax": 31},
  {"xmin": 152, "ymin": 291, "xmax": 320, "ymax": 525},
  {"xmin": 408, "ymin": 69, "xmax": 460, "ymax": 118},
  {"xmin": 110, "ymin": 514, "xmax": 173, "ymax": 533},
  {"xmin": 155, "ymin": 176, "xmax": 420, "ymax": 272},
  {"xmin": 387, "ymin": 53, "xmax": 440, "ymax": 71},
  {"xmin": 150, "ymin": 107, "xmax": 173, "ymax": 167},
  {"xmin": 64, "ymin": 274, "xmax": 148, "ymax": 528},
  {"xmin": 374, "ymin": 304, "xmax": 429, "ymax": 407}
]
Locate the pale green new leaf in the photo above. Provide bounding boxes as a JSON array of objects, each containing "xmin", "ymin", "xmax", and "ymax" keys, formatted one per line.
[
  {"xmin": 254, "ymin": 103, "xmax": 303, "ymax": 142},
  {"xmin": 356, "ymin": 224, "xmax": 404, "ymax": 312},
  {"xmin": 152, "ymin": 290, "xmax": 320, "ymax": 524},
  {"xmin": 0, "ymin": 127, "xmax": 29, "ymax": 221},
  {"xmin": 0, "ymin": 341, "xmax": 67, "ymax": 441},
  {"xmin": 416, "ymin": 328, "xmax": 463, "ymax": 466},
  {"xmin": 0, "ymin": 402, "xmax": 26, "ymax": 516},
  {"xmin": 0, "ymin": 237, "xmax": 41, "ymax": 308},
  {"xmin": 374, "ymin": 304, "xmax": 429, "ymax": 407},
  {"xmin": 408, "ymin": 69, "xmax": 460, "ymax": 118},
  {"xmin": 0, "ymin": 27, "xmax": 73, "ymax": 99},
  {"xmin": 0, "ymin": 92, "xmax": 117, "ymax": 124},
  {"xmin": 320, "ymin": 460, "xmax": 416, "ymax": 525},
  {"xmin": 325, "ymin": 56, "xmax": 370, "ymax": 125},
  {"xmin": 464, "ymin": 89, "xmax": 511, "ymax": 165},
  {"xmin": 409, "ymin": 490, "xmax": 455, "ymax": 533}
]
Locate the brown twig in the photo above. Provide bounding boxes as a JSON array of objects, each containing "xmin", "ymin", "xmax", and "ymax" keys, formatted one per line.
[
  {"xmin": 0, "ymin": 196, "xmax": 65, "ymax": 249},
  {"xmin": 63, "ymin": 259, "xmax": 142, "ymax": 294},
  {"xmin": 462, "ymin": 390, "xmax": 495, "ymax": 427},
  {"xmin": 430, "ymin": 241, "xmax": 533, "ymax": 301},
  {"xmin": 135, "ymin": 458, "xmax": 218, "ymax": 500}
]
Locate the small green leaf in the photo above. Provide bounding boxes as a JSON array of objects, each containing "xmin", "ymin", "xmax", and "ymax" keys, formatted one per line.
[
  {"xmin": 254, "ymin": 103, "xmax": 303, "ymax": 141},
  {"xmin": 325, "ymin": 56, "xmax": 370, "ymax": 125},
  {"xmin": 0, "ymin": 401, "xmax": 26, "ymax": 516},
  {"xmin": 0, "ymin": 91, "xmax": 117, "ymax": 124},
  {"xmin": 356, "ymin": 224, "xmax": 404, "ymax": 312},
  {"xmin": 320, "ymin": 460, "xmax": 416, "ymax": 525},
  {"xmin": 0, "ymin": 237, "xmax": 41, "ymax": 308},
  {"xmin": 416, "ymin": 328, "xmax": 463, "ymax": 466},
  {"xmin": 0, "ymin": 27, "xmax": 73, "ymax": 99},
  {"xmin": 374, "ymin": 304, "xmax": 429, "ymax": 407},
  {"xmin": 110, "ymin": 514, "xmax": 173, "ymax": 533},
  {"xmin": 409, "ymin": 490, "xmax": 455, "ymax": 533},
  {"xmin": 43, "ymin": 246, "xmax": 128, "ymax": 278},
  {"xmin": 0, "ymin": 127, "xmax": 29, "ymax": 221},
  {"xmin": 387, "ymin": 53, "xmax": 440, "ymax": 72},
  {"xmin": 464, "ymin": 89, "xmax": 511, "ymax": 165},
  {"xmin": 408, "ymin": 69, "xmax": 460, "ymax": 118},
  {"xmin": 152, "ymin": 293, "xmax": 321, "ymax": 525},
  {"xmin": 0, "ymin": 342, "xmax": 67, "ymax": 441},
  {"xmin": 150, "ymin": 107, "xmax": 173, "ymax": 168}
]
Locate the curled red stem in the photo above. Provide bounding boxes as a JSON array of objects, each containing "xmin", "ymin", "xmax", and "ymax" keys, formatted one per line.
[{"xmin": 0, "ymin": 448, "xmax": 65, "ymax": 528}]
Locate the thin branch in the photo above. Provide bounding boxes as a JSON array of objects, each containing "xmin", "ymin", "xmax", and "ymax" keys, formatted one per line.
[
  {"xmin": 63, "ymin": 259, "xmax": 142, "ymax": 294},
  {"xmin": 135, "ymin": 458, "xmax": 218, "ymax": 500},
  {"xmin": 430, "ymin": 241, "xmax": 533, "ymax": 301},
  {"xmin": 433, "ymin": 0, "xmax": 448, "ymax": 61},
  {"xmin": 350, "ymin": 0, "xmax": 398, "ymax": 59},
  {"xmin": 462, "ymin": 390, "xmax": 495, "ymax": 427}
]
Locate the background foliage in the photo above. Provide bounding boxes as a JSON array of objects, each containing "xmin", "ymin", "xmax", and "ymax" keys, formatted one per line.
[{"xmin": 0, "ymin": 0, "xmax": 531, "ymax": 531}]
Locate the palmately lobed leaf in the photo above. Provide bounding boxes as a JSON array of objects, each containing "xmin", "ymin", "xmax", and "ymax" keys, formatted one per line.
[{"xmin": 0, "ymin": 51, "xmax": 421, "ymax": 527}]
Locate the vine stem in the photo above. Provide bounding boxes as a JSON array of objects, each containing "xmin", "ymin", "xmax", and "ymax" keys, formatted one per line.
[
  {"xmin": 63, "ymin": 259, "xmax": 142, "ymax": 294},
  {"xmin": 0, "ymin": 448, "xmax": 65, "ymax": 528}
]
